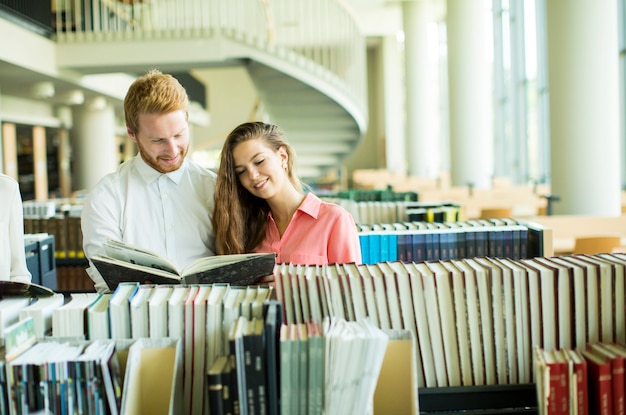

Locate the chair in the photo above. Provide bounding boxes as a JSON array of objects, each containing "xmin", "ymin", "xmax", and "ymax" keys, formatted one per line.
[
  {"xmin": 572, "ymin": 235, "xmax": 622, "ymax": 255},
  {"xmin": 478, "ymin": 207, "xmax": 512, "ymax": 220}
]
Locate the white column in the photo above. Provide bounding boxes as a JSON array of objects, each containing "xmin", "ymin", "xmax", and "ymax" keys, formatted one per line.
[
  {"xmin": 71, "ymin": 97, "xmax": 119, "ymax": 191},
  {"xmin": 382, "ymin": 34, "xmax": 407, "ymax": 174},
  {"xmin": 403, "ymin": 0, "xmax": 438, "ymax": 178},
  {"xmin": 546, "ymin": 0, "xmax": 621, "ymax": 215},
  {"xmin": 446, "ymin": 0, "xmax": 493, "ymax": 188}
]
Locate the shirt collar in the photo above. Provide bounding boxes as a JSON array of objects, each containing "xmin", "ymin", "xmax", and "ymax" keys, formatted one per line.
[
  {"xmin": 296, "ymin": 192, "xmax": 321, "ymax": 219},
  {"xmin": 135, "ymin": 155, "xmax": 187, "ymax": 185}
]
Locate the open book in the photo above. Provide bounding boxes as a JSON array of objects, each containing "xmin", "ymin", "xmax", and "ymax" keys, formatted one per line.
[{"xmin": 90, "ymin": 240, "xmax": 277, "ymax": 292}]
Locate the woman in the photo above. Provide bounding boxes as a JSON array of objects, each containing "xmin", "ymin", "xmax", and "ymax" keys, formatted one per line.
[
  {"xmin": 213, "ymin": 121, "xmax": 361, "ymax": 265},
  {"xmin": 0, "ymin": 174, "xmax": 32, "ymax": 282}
]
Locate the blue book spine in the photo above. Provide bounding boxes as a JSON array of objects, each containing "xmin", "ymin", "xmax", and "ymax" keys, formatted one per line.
[
  {"xmin": 359, "ymin": 234, "xmax": 370, "ymax": 264},
  {"xmin": 388, "ymin": 234, "xmax": 398, "ymax": 262},
  {"xmin": 369, "ymin": 234, "xmax": 381, "ymax": 264},
  {"xmin": 379, "ymin": 233, "xmax": 389, "ymax": 262}
]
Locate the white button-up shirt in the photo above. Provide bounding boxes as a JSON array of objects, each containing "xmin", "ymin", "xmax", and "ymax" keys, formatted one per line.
[
  {"xmin": 81, "ymin": 155, "xmax": 216, "ymax": 291},
  {"xmin": 0, "ymin": 174, "xmax": 32, "ymax": 282}
]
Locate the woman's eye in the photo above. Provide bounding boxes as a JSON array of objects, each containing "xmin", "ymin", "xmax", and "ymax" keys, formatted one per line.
[
  {"xmin": 235, "ymin": 170, "xmax": 245, "ymax": 176},
  {"xmin": 255, "ymin": 159, "xmax": 264, "ymax": 166}
]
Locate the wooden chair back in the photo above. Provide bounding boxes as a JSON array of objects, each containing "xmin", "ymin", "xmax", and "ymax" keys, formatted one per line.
[
  {"xmin": 572, "ymin": 235, "xmax": 622, "ymax": 255},
  {"xmin": 478, "ymin": 207, "xmax": 512, "ymax": 220}
]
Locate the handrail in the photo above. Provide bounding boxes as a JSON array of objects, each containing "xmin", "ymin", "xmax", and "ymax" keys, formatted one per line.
[{"xmin": 52, "ymin": 0, "xmax": 367, "ymax": 118}]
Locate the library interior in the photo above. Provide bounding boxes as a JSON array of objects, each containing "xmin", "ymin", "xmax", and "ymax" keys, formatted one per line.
[{"xmin": 2, "ymin": 0, "xmax": 626, "ymax": 414}]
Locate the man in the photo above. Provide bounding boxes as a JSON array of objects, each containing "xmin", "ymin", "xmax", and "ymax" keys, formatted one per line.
[{"xmin": 81, "ymin": 69, "xmax": 216, "ymax": 292}]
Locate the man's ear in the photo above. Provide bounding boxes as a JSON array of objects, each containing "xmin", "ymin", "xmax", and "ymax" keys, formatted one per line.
[{"xmin": 127, "ymin": 126, "xmax": 137, "ymax": 143}]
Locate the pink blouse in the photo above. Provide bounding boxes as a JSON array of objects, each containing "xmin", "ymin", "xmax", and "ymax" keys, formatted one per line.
[{"xmin": 254, "ymin": 193, "xmax": 362, "ymax": 265}]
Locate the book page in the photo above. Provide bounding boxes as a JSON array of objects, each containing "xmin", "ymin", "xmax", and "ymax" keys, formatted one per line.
[{"xmin": 104, "ymin": 239, "xmax": 178, "ymax": 274}]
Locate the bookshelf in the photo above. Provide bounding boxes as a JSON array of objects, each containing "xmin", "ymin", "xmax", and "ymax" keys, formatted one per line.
[{"xmin": 418, "ymin": 384, "xmax": 538, "ymax": 414}]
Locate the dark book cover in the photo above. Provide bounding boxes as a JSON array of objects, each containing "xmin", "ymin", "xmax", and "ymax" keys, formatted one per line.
[
  {"xmin": 396, "ymin": 234, "xmax": 407, "ymax": 262},
  {"xmin": 207, "ymin": 355, "xmax": 229, "ymax": 415},
  {"xmin": 511, "ymin": 228, "xmax": 521, "ymax": 259},
  {"xmin": 486, "ymin": 230, "xmax": 500, "ymax": 257},
  {"xmin": 412, "ymin": 233, "xmax": 425, "ymax": 263},
  {"xmin": 0, "ymin": 280, "xmax": 54, "ymax": 298},
  {"xmin": 439, "ymin": 232, "xmax": 450, "ymax": 261},
  {"xmin": 519, "ymin": 227, "xmax": 529, "ymax": 258},
  {"xmin": 92, "ymin": 252, "xmax": 276, "ymax": 293},
  {"xmin": 456, "ymin": 231, "xmax": 466, "ymax": 259},
  {"xmin": 263, "ymin": 300, "xmax": 283, "ymax": 415},
  {"xmin": 243, "ymin": 319, "xmax": 267, "ymax": 415},
  {"xmin": 502, "ymin": 228, "xmax": 513, "ymax": 258},
  {"xmin": 474, "ymin": 229, "xmax": 487, "ymax": 257}
]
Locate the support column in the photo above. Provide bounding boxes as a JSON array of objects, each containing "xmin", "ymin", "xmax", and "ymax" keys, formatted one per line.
[
  {"xmin": 446, "ymin": 0, "xmax": 493, "ymax": 188},
  {"xmin": 382, "ymin": 34, "xmax": 406, "ymax": 174},
  {"xmin": 32, "ymin": 126, "xmax": 48, "ymax": 201},
  {"xmin": 546, "ymin": 0, "xmax": 621, "ymax": 215},
  {"xmin": 71, "ymin": 97, "xmax": 119, "ymax": 191},
  {"xmin": 403, "ymin": 0, "xmax": 438, "ymax": 178}
]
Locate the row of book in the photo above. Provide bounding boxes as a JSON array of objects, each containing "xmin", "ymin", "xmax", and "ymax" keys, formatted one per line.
[
  {"xmin": 274, "ymin": 253, "xmax": 626, "ymax": 390},
  {"xmin": 0, "ymin": 287, "xmax": 408, "ymax": 415},
  {"xmin": 321, "ymin": 198, "xmax": 462, "ymax": 226},
  {"xmin": 321, "ymin": 188, "xmax": 418, "ymax": 202},
  {"xmin": 535, "ymin": 342, "xmax": 626, "ymax": 415},
  {"xmin": 0, "ymin": 284, "xmax": 278, "ymax": 415},
  {"xmin": 209, "ymin": 315, "xmax": 396, "ymax": 415},
  {"xmin": 357, "ymin": 218, "xmax": 549, "ymax": 264},
  {"xmin": 4, "ymin": 337, "xmax": 124, "ymax": 415}
]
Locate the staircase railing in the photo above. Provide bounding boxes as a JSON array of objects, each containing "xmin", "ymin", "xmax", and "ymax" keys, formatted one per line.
[{"xmin": 53, "ymin": 0, "xmax": 367, "ymax": 118}]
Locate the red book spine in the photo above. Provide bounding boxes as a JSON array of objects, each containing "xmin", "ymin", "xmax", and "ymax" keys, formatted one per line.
[
  {"xmin": 583, "ymin": 350, "xmax": 613, "ymax": 415},
  {"xmin": 572, "ymin": 355, "xmax": 589, "ymax": 415},
  {"xmin": 610, "ymin": 356, "xmax": 625, "ymax": 415}
]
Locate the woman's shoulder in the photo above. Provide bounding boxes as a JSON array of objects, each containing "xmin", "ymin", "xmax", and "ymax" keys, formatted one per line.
[{"xmin": 315, "ymin": 194, "xmax": 354, "ymax": 218}]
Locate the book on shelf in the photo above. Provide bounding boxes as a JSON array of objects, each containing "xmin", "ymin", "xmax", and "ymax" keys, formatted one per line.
[
  {"xmin": 207, "ymin": 355, "xmax": 230, "ymax": 415},
  {"xmin": 306, "ymin": 320, "xmax": 325, "ymax": 415},
  {"xmin": 51, "ymin": 292, "xmax": 100, "ymax": 338},
  {"xmin": 167, "ymin": 285, "xmax": 189, "ymax": 340},
  {"xmin": 323, "ymin": 319, "xmax": 389, "ymax": 415},
  {"xmin": 147, "ymin": 285, "xmax": 173, "ymax": 339},
  {"xmin": 233, "ymin": 315, "xmax": 267, "ymax": 415},
  {"xmin": 120, "ymin": 337, "xmax": 183, "ymax": 415},
  {"xmin": 182, "ymin": 285, "xmax": 200, "ymax": 415},
  {"xmin": 566, "ymin": 348, "xmax": 589, "ymax": 415},
  {"xmin": 374, "ymin": 329, "xmax": 420, "ymax": 415},
  {"xmin": 108, "ymin": 282, "xmax": 139, "ymax": 340},
  {"xmin": 129, "ymin": 284, "xmax": 155, "ymax": 339},
  {"xmin": 581, "ymin": 347, "xmax": 613, "ymax": 415},
  {"xmin": 263, "ymin": 300, "xmax": 283, "ymax": 415},
  {"xmin": 190, "ymin": 285, "xmax": 212, "ymax": 415},
  {"xmin": 90, "ymin": 239, "xmax": 276, "ymax": 292},
  {"xmin": 588, "ymin": 342, "xmax": 624, "ymax": 415},
  {"xmin": 280, "ymin": 323, "xmax": 299, "ymax": 415},
  {"xmin": 87, "ymin": 292, "xmax": 113, "ymax": 340},
  {"xmin": 18, "ymin": 293, "xmax": 65, "ymax": 339},
  {"xmin": 206, "ymin": 284, "xmax": 230, "ymax": 369}
]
